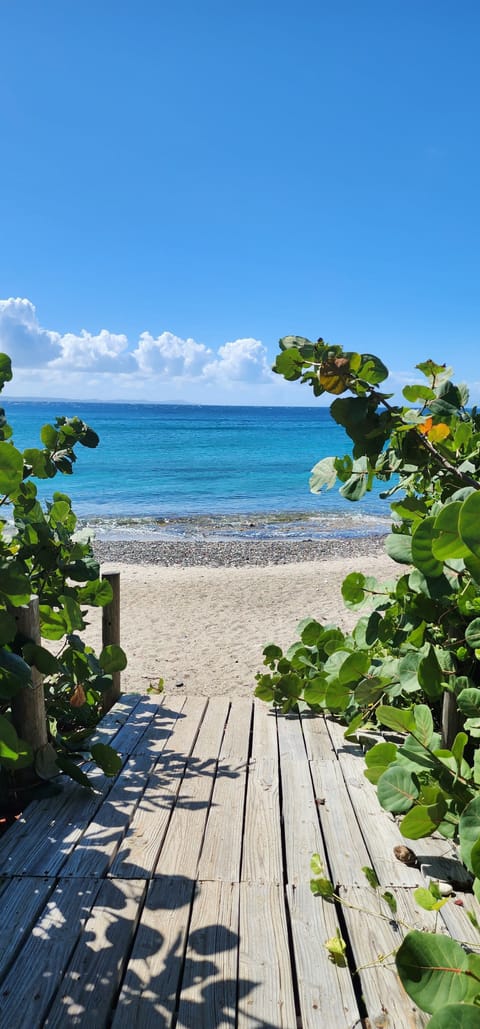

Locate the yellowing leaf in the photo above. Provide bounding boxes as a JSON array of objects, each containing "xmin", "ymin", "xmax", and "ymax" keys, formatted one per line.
[
  {"xmin": 427, "ymin": 423, "xmax": 450, "ymax": 443},
  {"xmin": 418, "ymin": 417, "xmax": 433, "ymax": 435},
  {"xmin": 319, "ymin": 357, "xmax": 351, "ymax": 395},
  {"xmin": 325, "ymin": 931, "xmax": 348, "ymax": 967}
]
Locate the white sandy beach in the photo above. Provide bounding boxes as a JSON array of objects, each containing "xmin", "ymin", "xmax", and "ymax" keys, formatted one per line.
[{"xmin": 83, "ymin": 552, "xmax": 397, "ymax": 698}]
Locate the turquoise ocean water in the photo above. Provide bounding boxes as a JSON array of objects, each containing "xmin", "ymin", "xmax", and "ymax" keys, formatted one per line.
[{"xmin": 6, "ymin": 400, "xmax": 392, "ymax": 542}]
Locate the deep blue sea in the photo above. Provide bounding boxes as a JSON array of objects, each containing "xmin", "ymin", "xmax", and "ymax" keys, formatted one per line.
[{"xmin": 5, "ymin": 400, "xmax": 392, "ymax": 542}]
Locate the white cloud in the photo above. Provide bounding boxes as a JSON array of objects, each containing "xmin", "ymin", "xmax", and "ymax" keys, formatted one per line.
[
  {"xmin": 133, "ymin": 331, "xmax": 213, "ymax": 378},
  {"xmin": 0, "ymin": 297, "xmax": 275, "ymax": 400},
  {"xmin": 204, "ymin": 338, "xmax": 271, "ymax": 383}
]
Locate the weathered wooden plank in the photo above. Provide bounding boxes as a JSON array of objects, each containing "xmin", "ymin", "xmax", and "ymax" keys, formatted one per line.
[
  {"xmin": 88, "ymin": 693, "xmax": 145, "ymax": 747},
  {"xmin": 154, "ymin": 699, "xmax": 231, "ymax": 879},
  {"xmin": 61, "ymin": 699, "xmax": 186, "ymax": 877},
  {"xmin": 415, "ymin": 835, "xmax": 474, "ymax": 891},
  {"xmin": 60, "ymin": 760, "xmax": 152, "ymax": 878},
  {"xmin": 286, "ymin": 884, "xmax": 361, "ymax": 1029},
  {"xmin": 44, "ymin": 879, "xmax": 146, "ymax": 1027},
  {"xmin": 277, "ymin": 711, "xmax": 309, "ymax": 761},
  {"xmin": 0, "ymin": 877, "xmax": 102, "ymax": 1028},
  {"xmin": 0, "ymin": 876, "xmax": 56, "ymax": 982},
  {"xmin": 108, "ymin": 697, "xmax": 164, "ymax": 757},
  {"xmin": 280, "ymin": 755, "xmax": 328, "ymax": 887},
  {"xmin": 439, "ymin": 891, "xmax": 480, "ymax": 950},
  {"xmin": 197, "ymin": 700, "xmax": 251, "ymax": 882},
  {"xmin": 112, "ymin": 875, "xmax": 195, "ymax": 1028},
  {"xmin": 301, "ymin": 713, "xmax": 337, "ymax": 762},
  {"xmin": 237, "ymin": 883, "xmax": 297, "ymax": 1029},
  {"xmin": 339, "ymin": 886, "xmax": 433, "ymax": 1028},
  {"xmin": 309, "ymin": 758, "xmax": 371, "ymax": 886},
  {"xmin": 242, "ymin": 703, "xmax": 283, "ymax": 884},
  {"xmin": 325, "ymin": 724, "xmax": 424, "ymax": 887},
  {"xmin": 109, "ymin": 697, "xmax": 209, "ymax": 879},
  {"xmin": 0, "ymin": 770, "xmax": 105, "ymax": 877},
  {"xmin": 176, "ymin": 882, "xmax": 240, "ymax": 1028}
]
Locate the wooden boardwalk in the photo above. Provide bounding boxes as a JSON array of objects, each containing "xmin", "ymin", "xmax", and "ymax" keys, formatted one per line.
[{"xmin": 0, "ymin": 695, "xmax": 478, "ymax": 1028}]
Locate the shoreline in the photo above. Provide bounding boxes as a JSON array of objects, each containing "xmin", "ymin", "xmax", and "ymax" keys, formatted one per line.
[
  {"xmin": 93, "ymin": 532, "xmax": 388, "ymax": 568},
  {"xmin": 84, "ymin": 540, "xmax": 396, "ymax": 697}
]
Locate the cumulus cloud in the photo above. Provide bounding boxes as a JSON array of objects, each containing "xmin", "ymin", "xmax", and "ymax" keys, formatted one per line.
[
  {"xmin": 133, "ymin": 331, "xmax": 213, "ymax": 378},
  {"xmin": 0, "ymin": 297, "xmax": 274, "ymax": 398}
]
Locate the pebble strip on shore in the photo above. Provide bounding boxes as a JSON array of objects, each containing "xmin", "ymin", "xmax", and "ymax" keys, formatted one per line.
[{"xmin": 93, "ymin": 533, "xmax": 388, "ymax": 568}]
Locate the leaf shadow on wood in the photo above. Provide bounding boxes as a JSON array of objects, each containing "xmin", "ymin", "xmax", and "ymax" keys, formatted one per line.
[{"xmin": 0, "ymin": 873, "xmax": 280, "ymax": 1028}]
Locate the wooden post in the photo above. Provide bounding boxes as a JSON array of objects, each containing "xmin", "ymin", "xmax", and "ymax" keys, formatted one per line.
[
  {"xmin": 11, "ymin": 596, "xmax": 48, "ymax": 754},
  {"xmin": 101, "ymin": 572, "xmax": 121, "ymax": 714},
  {"xmin": 442, "ymin": 691, "xmax": 458, "ymax": 750}
]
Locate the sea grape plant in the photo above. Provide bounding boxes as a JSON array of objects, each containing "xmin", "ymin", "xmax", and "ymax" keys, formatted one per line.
[
  {"xmin": 255, "ymin": 336, "xmax": 480, "ymax": 1019},
  {"xmin": 0, "ymin": 352, "xmax": 125, "ymax": 798}
]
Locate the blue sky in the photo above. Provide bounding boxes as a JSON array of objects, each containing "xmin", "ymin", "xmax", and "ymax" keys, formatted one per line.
[{"xmin": 1, "ymin": 1, "xmax": 480, "ymax": 404}]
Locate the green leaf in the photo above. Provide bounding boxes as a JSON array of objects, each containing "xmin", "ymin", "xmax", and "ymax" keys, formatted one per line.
[
  {"xmin": 0, "ymin": 441, "xmax": 24, "ymax": 494},
  {"xmin": 364, "ymin": 742, "xmax": 397, "ymax": 784},
  {"xmin": 299, "ymin": 619, "xmax": 323, "ymax": 646},
  {"xmin": 341, "ymin": 572, "xmax": 378, "ymax": 608},
  {"xmin": 309, "ymin": 456, "xmax": 337, "ymax": 494},
  {"xmin": 0, "ymin": 352, "xmax": 13, "ymax": 388},
  {"xmin": 382, "ymin": 891, "xmax": 398, "ymax": 914},
  {"xmin": 413, "ymin": 887, "xmax": 448, "ymax": 912},
  {"xmin": 55, "ymin": 753, "xmax": 94, "ymax": 790},
  {"xmin": 40, "ymin": 423, "xmax": 59, "ymax": 449},
  {"xmin": 90, "ymin": 743, "xmax": 122, "ymax": 776},
  {"xmin": 385, "ymin": 533, "xmax": 413, "ymax": 564},
  {"xmin": 263, "ymin": 644, "xmax": 283, "ymax": 663},
  {"xmin": 432, "ymin": 503, "xmax": 470, "ymax": 560},
  {"xmin": 401, "ymin": 797, "xmax": 447, "ymax": 839},
  {"xmin": 0, "ymin": 714, "xmax": 33, "ymax": 769},
  {"xmin": 377, "ymin": 705, "xmax": 416, "ymax": 734},
  {"xmin": 310, "ymin": 853, "xmax": 324, "ymax": 876},
  {"xmin": 377, "ymin": 766, "xmax": 419, "ymax": 813},
  {"xmin": 274, "ymin": 348, "xmax": 303, "ymax": 380},
  {"xmin": 362, "ymin": 866, "xmax": 380, "ymax": 889},
  {"xmin": 310, "ymin": 877, "xmax": 335, "ymax": 898},
  {"xmin": 418, "ymin": 646, "xmax": 444, "ymax": 701},
  {"xmin": 428, "ymin": 1005, "xmax": 480, "ymax": 1029},
  {"xmin": 303, "ymin": 679, "xmax": 326, "ymax": 705},
  {"xmin": 39, "ymin": 605, "xmax": 68, "ymax": 640},
  {"xmin": 99, "ymin": 645, "xmax": 127, "ymax": 674},
  {"xmin": 459, "ymin": 796, "xmax": 480, "ymax": 874},
  {"xmin": 22, "ymin": 643, "xmax": 61, "ymax": 676},
  {"xmin": 0, "ymin": 564, "xmax": 31, "ymax": 606},
  {"xmin": 411, "ymin": 517, "xmax": 444, "ymax": 578},
  {"xmin": 254, "ymin": 683, "xmax": 275, "ymax": 702},
  {"xmin": 324, "ymin": 681, "xmax": 350, "ymax": 713},
  {"xmin": 357, "ymin": 353, "xmax": 388, "ymax": 385},
  {"xmin": 465, "ymin": 619, "xmax": 480, "ymax": 649},
  {"xmin": 338, "ymin": 650, "xmax": 370, "ymax": 685},
  {"xmin": 459, "ymin": 491, "xmax": 480, "ymax": 560},
  {"xmin": 396, "ymin": 930, "xmax": 478, "ymax": 1013},
  {"xmin": 457, "ymin": 688, "xmax": 480, "ymax": 718},
  {"xmin": 413, "ymin": 704, "xmax": 434, "ymax": 747},
  {"xmin": 76, "ymin": 579, "xmax": 113, "ymax": 606}
]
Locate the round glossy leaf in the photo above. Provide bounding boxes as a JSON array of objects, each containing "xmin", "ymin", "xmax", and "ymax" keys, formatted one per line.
[
  {"xmin": 0, "ymin": 564, "xmax": 30, "ymax": 607},
  {"xmin": 428, "ymin": 1005, "xmax": 480, "ymax": 1029},
  {"xmin": 385, "ymin": 533, "xmax": 413, "ymax": 565},
  {"xmin": 377, "ymin": 766, "xmax": 419, "ymax": 813},
  {"xmin": 432, "ymin": 502, "xmax": 470, "ymax": 560},
  {"xmin": 99, "ymin": 645, "xmax": 127, "ymax": 674},
  {"xmin": 459, "ymin": 491, "xmax": 480, "ymax": 560},
  {"xmin": 90, "ymin": 743, "xmax": 122, "ymax": 777},
  {"xmin": 338, "ymin": 650, "xmax": 370, "ymax": 685},
  {"xmin": 396, "ymin": 931, "xmax": 473, "ymax": 1012},
  {"xmin": 459, "ymin": 796, "xmax": 480, "ymax": 874},
  {"xmin": 377, "ymin": 705, "xmax": 416, "ymax": 734},
  {"xmin": 412, "ymin": 518, "xmax": 444, "ymax": 578},
  {"xmin": 413, "ymin": 704, "xmax": 434, "ymax": 746},
  {"xmin": 299, "ymin": 619, "xmax": 323, "ymax": 646},
  {"xmin": 0, "ymin": 441, "xmax": 23, "ymax": 494},
  {"xmin": 465, "ymin": 620, "xmax": 480, "ymax": 649},
  {"xmin": 457, "ymin": 688, "xmax": 480, "ymax": 718},
  {"xmin": 401, "ymin": 798, "xmax": 447, "ymax": 839}
]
